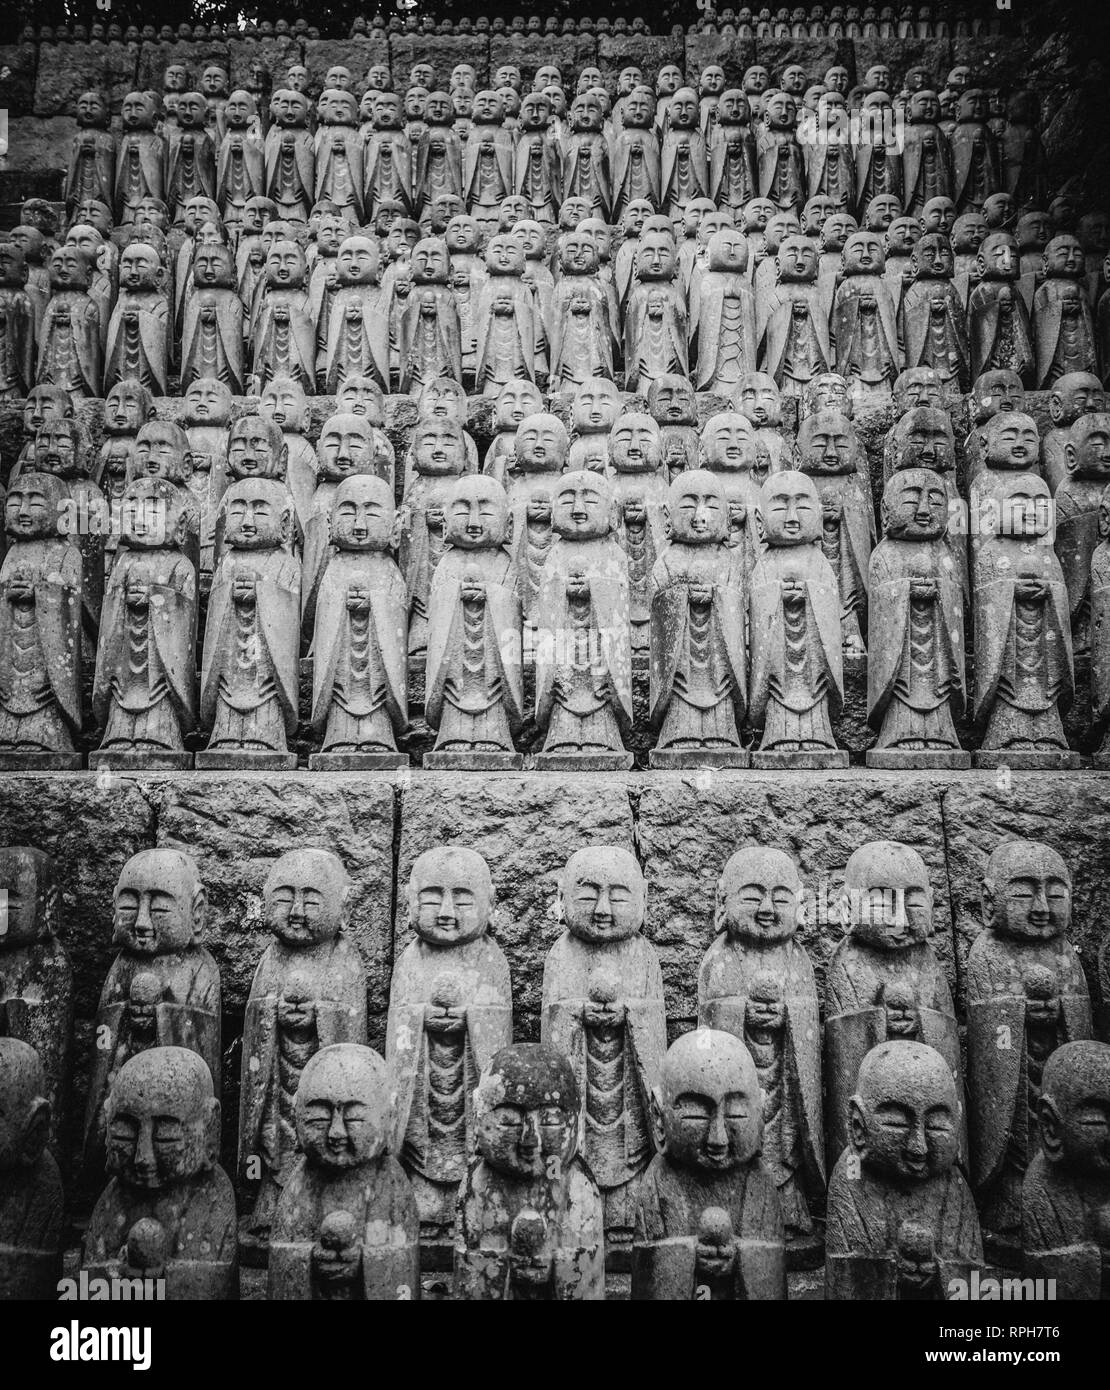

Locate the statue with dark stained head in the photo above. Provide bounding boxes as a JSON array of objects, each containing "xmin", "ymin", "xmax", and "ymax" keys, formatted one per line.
[{"xmin": 0, "ymin": 1038, "xmax": 64, "ymax": 1298}]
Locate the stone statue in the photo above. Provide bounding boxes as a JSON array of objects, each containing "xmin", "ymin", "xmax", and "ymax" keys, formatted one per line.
[
  {"xmin": 734, "ymin": 372, "xmax": 789, "ymax": 478},
  {"xmin": 514, "ymin": 91, "xmax": 560, "ymax": 225},
  {"xmin": 1022, "ymin": 1041, "xmax": 1110, "ymax": 1300},
  {"xmin": 625, "ymin": 232, "xmax": 688, "ymax": 392},
  {"xmin": 363, "ymin": 92, "xmax": 413, "ymax": 221},
  {"xmin": 387, "ymin": 846, "xmax": 513, "ymax": 1261},
  {"xmin": 901, "ymin": 91, "xmax": 952, "ymax": 216},
  {"xmin": 166, "ymin": 92, "xmax": 218, "ymax": 224},
  {"xmin": 950, "ymin": 89, "xmax": 1000, "ymax": 213},
  {"xmin": 759, "ymin": 235, "xmax": 832, "ymax": 397},
  {"xmin": 0, "ymin": 473, "xmax": 83, "ymax": 770},
  {"xmin": 115, "ymin": 92, "xmax": 165, "ymax": 229},
  {"xmin": 264, "ymin": 90, "xmax": 315, "ymax": 224},
  {"xmin": 969, "ymin": 840, "xmax": 1093, "ymax": 1260},
  {"xmin": 0, "ymin": 847, "xmax": 73, "ymax": 1156},
  {"xmin": 454, "ymin": 1043, "xmax": 604, "ymax": 1300},
  {"xmin": 252, "ymin": 239, "xmax": 315, "ymax": 392},
  {"xmin": 548, "ymin": 230, "xmax": 615, "ymax": 390},
  {"xmin": 1054, "ymin": 413, "xmax": 1110, "ymax": 655},
  {"xmin": 748, "ymin": 471, "xmax": 847, "ymax": 767},
  {"xmin": 462, "ymin": 91, "xmax": 514, "ymax": 234},
  {"xmin": 1032, "ymin": 235, "xmax": 1098, "ymax": 390},
  {"xmin": 483, "ymin": 380, "xmax": 544, "ymax": 480},
  {"xmin": 691, "ymin": 228, "xmax": 758, "ymax": 393},
  {"xmin": 968, "ymin": 232, "xmax": 1035, "ymax": 385},
  {"xmin": 0, "ymin": 1038, "xmax": 64, "ymax": 1300},
  {"xmin": 314, "ymin": 90, "xmax": 364, "ymax": 225},
  {"xmin": 646, "ymin": 375, "xmax": 698, "ymax": 479},
  {"xmin": 181, "ymin": 240, "xmax": 244, "ymax": 395},
  {"xmin": 474, "ymin": 233, "xmax": 538, "ymax": 396},
  {"xmin": 1093, "ymin": 485, "xmax": 1110, "ymax": 768},
  {"xmin": 496, "ymin": 413, "xmax": 566, "ymax": 631},
  {"xmin": 825, "ymin": 841, "xmax": 962, "ymax": 1168},
  {"xmin": 307, "ymin": 475, "xmax": 408, "ymax": 770},
  {"xmin": 541, "ymin": 846, "xmax": 666, "ymax": 1257},
  {"xmin": 710, "ymin": 90, "xmax": 758, "ymax": 213},
  {"xmin": 757, "ymin": 91, "xmax": 805, "ymax": 213},
  {"xmin": 697, "ymin": 848, "xmax": 824, "ymax": 1264},
  {"xmin": 216, "ymin": 90, "xmax": 265, "ymax": 232},
  {"xmin": 84, "ymin": 1047, "xmax": 236, "ymax": 1299},
  {"xmin": 1042, "ymin": 372, "xmax": 1105, "ymax": 494},
  {"xmin": 425, "ymin": 475, "xmax": 524, "ymax": 769},
  {"xmin": 36, "ymin": 245, "xmax": 102, "ymax": 397},
  {"xmin": 826, "ymin": 1041, "xmax": 981, "ymax": 1299},
  {"xmin": 830, "ymin": 230, "xmax": 900, "ymax": 404},
  {"xmin": 898, "ymin": 231, "xmax": 970, "ymax": 392},
  {"xmin": 611, "ymin": 86, "xmax": 661, "ymax": 224},
  {"xmin": 199, "ymin": 479, "xmax": 300, "ymax": 769},
  {"xmin": 973, "ymin": 473, "xmax": 1078, "ymax": 769},
  {"xmin": 964, "ymin": 367, "xmax": 1026, "ymax": 479},
  {"xmin": 238, "ymin": 850, "xmax": 368, "ymax": 1263},
  {"xmin": 795, "ymin": 410, "xmax": 875, "ymax": 655},
  {"xmin": 562, "ymin": 379, "xmax": 619, "ymax": 475},
  {"xmin": 399, "ymin": 417, "xmax": 468, "ymax": 657},
  {"xmin": 398, "ymin": 237, "xmax": 462, "ymax": 394},
  {"xmin": 648, "ymin": 471, "xmax": 748, "ymax": 767},
  {"xmin": 867, "ymin": 469, "xmax": 968, "ymax": 768},
  {"xmin": 91, "ymin": 477, "xmax": 197, "ymax": 770},
  {"xmin": 322, "ymin": 234, "xmax": 389, "ymax": 397},
  {"xmin": 0, "ymin": 242, "xmax": 35, "ymax": 401},
  {"xmin": 103, "ymin": 241, "xmax": 169, "ymax": 397},
  {"xmin": 697, "ymin": 413, "xmax": 765, "ymax": 573},
  {"xmin": 607, "ymin": 414, "xmax": 669, "ymax": 655},
  {"xmin": 561, "ymin": 92, "xmax": 612, "ymax": 222}
]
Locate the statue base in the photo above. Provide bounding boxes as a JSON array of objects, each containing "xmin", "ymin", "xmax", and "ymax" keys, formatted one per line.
[
  {"xmin": 973, "ymin": 750, "xmax": 1082, "ymax": 770},
  {"xmin": 195, "ymin": 750, "xmax": 300, "ymax": 770},
  {"xmin": 0, "ymin": 751, "xmax": 83, "ymax": 770},
  {"xmin": 786, "ymin": 1224, "xmax": 826, "ymax": 1272},
  {"xmin": 423, "ymin": 751, "xmax": 525, "ymax": 770},
  {"xmin": 534, "ymin": 752, "xmax": 635, "ymax": 771},
  {"xmin": 649, "ymin": 748, "xmax": 751, "ymax": 769},
  {"xmin": 308, "ymin": 751, "xmax": 411, "ymax": 770},
  {"xmin": 751, "ymin": 750, "xmax": 850, "ymax": 769},
  {"xmin": 866, "ymin": 749, "xmax": 972, "ymax": 770},
  {"xmin": 88, "ymin": 750, "xmax": 194, "ymax": 771}
]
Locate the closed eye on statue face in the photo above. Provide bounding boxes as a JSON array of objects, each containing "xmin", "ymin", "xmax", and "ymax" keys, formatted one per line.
[
  {"xmin": 904, "ymin": 888, "xmax": 929, "ymax": 912},
  {"xmin": 495, "ymin": 1105, "xmax": 523, "ymax": 1129},
  {"xmin": 149, "ymin": 892, "xmax": 176, "ymax": 916},
  {"xmin": 1007, "ymin": 879, "xmax": 1036, "ymax": 901},
  {"xmin": 303, "ymin": 1103, "xmax": 331, "ymax": 1127},
  {"xmin": 875, "ymin": 1103, "xmax": 912, "ymax": 1130},
  {"xmin": 540, "ymin": 1108, "xmax": 565, "ymax": 1129},
  {"xmin": 153, "ymin": 1119, "xmax": 185, "ymax": 1146},
  {"xmin": 342, "ymin": 1103, "xmax": 368, "ymax": 1126},
  {"xmin": 1046, "ymin": 880, "xmax": 1069, "ymax": 903},
  {"xmin": 924, "ymin": 1107, "xmax": 953, "ymax": 1134},
  {"xmin": 109, "ymin": 1118, "xmax": 138, "ymax": 1145},
  {"xmin": 117, "ymin": 890, "xmax": 140, "ymax": 917},
  {"xmin": 674, "ymin": 1095, "xmax": 712, "ymax": 1122},
  {"xmin": 1074, "ymin": 1105, "xmax": 1110, "ymax": 1128},
  {"xmin": 723, "ymin": 1096, "xmax": 751, "ymax": 1121},
  {"xmin": 272, "ymin": 886, "xmax": 295, "ymax": 906},
  {"xmin": 608, "ymin": 886, "xmax": 632, "ymax": 906}
]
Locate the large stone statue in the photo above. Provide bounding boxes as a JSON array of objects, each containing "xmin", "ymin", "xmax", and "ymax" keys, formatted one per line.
[
  {"xmin": 387, "ymin": 846, "xmax": 513, "ymax": 1263},
  {"xmin": 199, "ymin": 479, "xmax": 300, "ymax": 769},
  {"xmin": 825, "ymin": 841, "xmax": 962, "ymax": 1168},
  {"xmin": 0, "ymin": 1038, "xmax": 64, "ymax": 1300},
  {"xmin": 0, "ymin": 473, "xmax": 83, "ymax": 770},
  {"xmin": 238, "ymin": 850, "xmax": 368, "ymax": 1264},
  {"xmin": 514, "ymin": 91, "xmax": 560, "ymax": 225},
  {"xmin": 534, "ymin": 471, "xmax": 633, "ymax": 770},
  {"xmin": 462, "ymin": 91, "xmax": 514, "ymax": 234},
  {"xmin": 0, "ymin": 847, "xmax": 73, "ymax": 1156},
  {"xmin": 826, "ymin": 1041, "xmax": 981, "ymax": 1299},
  {"xmin": 1022, "ymin": 1041, "xmax": 1110, "ymax": 1300},
  {"xmin": 454, "ymin": 1043, "xmax": 604, "ymax": 1300},
  {"xmin": 748, "ymin": 471, "xmax": 847, "ymax": 767},
  {"xmin": 734, "ymin": 371, "xmax": 789, "ymax": 478},
  {"xmin": 166, "ymin": 93, "xmax": 218, "ymax": 222},
  {"xmin": 363, "ymin": 92, "xmax": 414, "ymax": 220},
  {"xmin": 698, "ymin": 848, "xmax": 824, "ymax": 1263},
  {"xmin": 632, "ymin": 1029, "xmax": 788, "ymax": 1300},
  {"xmin": 950, "ymin": 89, "xmax": 1001, "ymax": 213},
  {"xmin": 91, "ymin": 477, "xmax": 197, "ymax": 770},
  {"xmin": 649, "ymin": 471, "xmax": 749, "ymax": 768},
  {"xmin": 84, "ymin": 850, "xmax": 221, "ymax": 1177},
  {"xmin": 308, "ymin": 475, "xmax": 408, "ymax": 770},
  {"xmin": 36, "ymin": 245, "xmax": 102, "ymax": 397},
  {"xmin": 268, "ymin": 1044, "xmax": 419, "ymax": 1300},
  {"xmin": 611, "ymin": 86, "xmax": 662, "ymax": 224},
  {"xmin": 969, "ymin": 840, "xmax": 1093, "ymax": 1261},
  {"xmin": 425, "ymin": 475, "xmax": 524, "ymax": 769},
  {"xmin": 541, "ymin": 846, "xmax": 667, "ymax": 1259},
  {"xmin": 84, "ymin": 1047, "xmax": 236, "ymax": 1299}
]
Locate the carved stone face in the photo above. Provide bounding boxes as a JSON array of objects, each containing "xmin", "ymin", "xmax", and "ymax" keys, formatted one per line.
[
  {"xmin": 134, "ymin": 422, "xmax": 191, "ymax": 484},
  {"xmin": 883, "ymin": 468, "xmax": 949, "ymax": 541},
  {"xmin": 200, "ymin": 65, "xmax": 228, "ymax": 97},
  {"xmin": 983, "ymin": 412, "xmax": 1040, "ymax": 471},
  {"xmin": 33, "ymin": 421, "xmax": 82, "ymax": 479},
  {"xmin": 743, "ymin": 65, "xmax": 770, "ymax": 94},
  {"xmin": 121, "ymin": 91, "xmax": 156, "ymax": 129},
  {"xmin": 657, "ymin": 65, "xmax": 683, "ymax": 97},
  {"xmin": 717, "ymin": 847, "xmax": 801, "ymax": 942},
  {"xmin": 265, "ymin": 239, "xmax": 306, "ymax": 289},
  {"xmin": 534, "ymin": 65, "xmax": 560, "ymax": 92},
  {"xmin": 735, "ymin": 373, "xmax": 782, "ymax": 426},
  {"xmin": 1040, "ymin": 1043, "xmax": 1110, "ymax": 1178},
  {"xmin": 780, "ymin": 64, "xmax": 807, "ymax": 95},
  {"xmin": 825, "ymin": 65, "xmax": 850, "ymax": 93},
  {"xmin": 176, "ymin": 92, "xmax": 207, "ymax": 129},
  {"xmin": 894, "ymin": 407, "xmax": 954, "ymax": 472},
  {"xmin": 701, "ymin": 413, "xmax": 757, "ymax": 471},
  {"xmin": 552, "ymin": 470, "xmax": 614, "ymax": 539},
  {"xmin": 560, "ymin": 231, "xmax": 598, "ymax": 275},
  {"xmin": 514, "ymin": 414, "xmax": 569, "ymax": 473},
  {"xmin": 624, "ymin": 87, "xmax": 652, "ymax": 128},
  {"xmin": 228, "ymin": 416, "xmax": 286, "ymax": 480},
  {"xmin": 850, "ymin": 1042, "xmax": 959, "ymax": 1182},
  {"xmin": 329, "ymin": 474, "xmax": 395, "ymax": 553},
  {"xmin": 272, "ymin": 89, "xmax": 308, "ymax": 127},
  {"xmin": 423, "ymin": 90, "xmax": 452, "ymax": 125},
  {"xmin": 48, "ymin": 245, "xmax": 90, "ymax": 291},
  {"xmin": 776, "ymin": 235, "xmax": 818, "ymax": 282},
  {"xmin": 798, "ymin": 411, "xmax": 857, "ymax": 473},
  {"xmin": 446, "ymin": 474, "xmax": 509, "ymax": 548},
  {"xmin": 119, "ymin": 477, "xmax": 182, "ymax": 550},
  {"xmin": 222, "ymin": 479, "xmax": 289, "ymax": 550},
  {"xmin": 906, "ymin": 230, "xmax": 949, "ymax": 278},
  {"xmin": 997, "ymin": 476, "xmax": 1053, "ymax": 541},
  {"xmin": 920, "ymin": 198, "xmax": 956, "ymax": 238},
  {"xmin": 408, "ymin": 845, "xmax": 492, "ymax": 947},
  {"xmin": 475, "ymin": 1044, "xmax": 579, "ymax": 1179},
  {"xmin": 658, "ymin": 1030, "xmax": 763, "ymax": 1172},
  {"xmin": 648, "ymin": 375, "xmax": 696, "ymax": 426},
  {"xmin": 718, "ymin": 89, "xmax": 749, "ymax": 124},
  {"xmin": 335, "ymin": 378, "xmax": 385, "ymax": 424},
  {"xmin": 806, "ymin": 374, "xmax": 851, "ymax": 416},
  {"xmin": 5, "ymin": 472, "xmax": 63, "ymax": 541},
  {"xmin": 561, "ymin": 846, "xmax": 645, "ymax": 945},
  {"xmin": 843, "ymin": 841, "xmax": 933, "ymax": 949},
  {"xmin": 163, "ymin": 64, "xmax": 188, "ymax": 93},
  {"xmin": 707, "ymin": 228, "xmax": 749, "ymax": 274},
  {"xmin": 263, "ymin": 848, "xmax": 350, "ymax": 948},
  {"xmin": 192, "ymin": 242, "xmax": 235, "ymax": 289},
  {"xmin": 761, "ymin": 470, "xmax": 821, "ymax": 546},
  {"xmin": 571, "ymin": 380, "xmax": 621, "ymax": 433},
  {"xmin": 485, "ymin": 234, "xmax": 524, "ymax": 276},
  {"xmin": 258, "ymin": 377, "xmax": 305, "ymax": 431},
  {"xmin": 1066, "ymin": 414, "xmax": 1110, "ymax": 477},
  {"xmin": 1049, "ymin": 373, "xmax": 1104, "ymax": 427},
  {"xmin": 668, "ymin": 469, "xmax": 728, "ymax": 545},
  {"xmin": 984, "ymin": 840, "xmax": 1071, "ymax": 942},
  {"xmin": 974, "ymin": 370, "xmax": 1024, "ymax": 421},
  {"xmin": 1043, "ymin": 235, "xmax": 1084, "ymax": 279},
  {"xmin": 317, "ymin": 415, "xmax": 376, "ymax": 481},
  {"xmin": 224, "ymin": 90, "xmax": 254, "ymax": 129},
  {"xmin": 102, "ymin": 381, "xmax": 151, "ymax": 434},
  {"xmin": 413, "ymin": 419, "xmax": 466, "ymax": 476},
  {"xmin": 636, "ymin": 232, "xmax": 677, "ymax": 282},
  {"xmin": 764, "ymin": 91, "xmax": 796, "ymax": 129},
  {"xmin": 107, "ymin": 1048, "xmax": 217, "ymax": 1190},
  {"xmin": 609, "ymin": 413, "xmax": 662, "ymax": 475},
  {"xmin": 0, "ymin": 847, "xmax": 54, "ymax": 948},
  {"xmin": 0, "ymin": 1038, "xmax": 50, "ymax": 1170},
  {"xmin": 296, "ymin": 1045, "xmax": 389, "ymax": 1171},
  {"xmin": 866, "ymin": 63, "xmax": 891, "ymax": 91},
  {"xmin": 865, "ymin": 195, "xmax": 902, "ymax": 234},
  {"xmin": 113, "ymin": 849, "xmax": 204, "ymax": 956}
]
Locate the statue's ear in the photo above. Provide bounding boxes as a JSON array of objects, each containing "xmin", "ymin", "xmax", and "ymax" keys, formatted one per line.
[
  {"xmin": 278, "ymin": 440, "xmax": 289, "ymax": 478},
  {"xmin": 18, "ymin": 1098, "xmax": 51, "ymax": 1166},
  {"xmin": 1064, "ymin": 439, "xmax": 1078, "ymax": 475},
  {"xmin": 153, "ymin": 261, "xmax": 167, "ymax": 292},
  {"xmin": 501, "ymin": 506, "xmax": 514, "ymax": 551},
  {"xmin": 1037, "ymin": 1095, "xmax": 1063, "ymax": 1161},
  {"xmin": 847, "ymin": 1096, "xmax": 868, "ymax": 1157},
  {"xmin": 661, "ymin": 502, "xmax": 672, "ymax": 542},
  {"xmin": 180, "ymin": 447, "xmax": 195, "ymax": 482},
  {"xmin": 649, "ymin": 1085, "xmax": 666, "ymax": 1153},
  {"xmin": 191, "ymin": 884, "xmax": 208, "ymax": 944},
  {"xmin": 388, "ymin": 507, "xmax": 405, "ymax": 551},
  {"xmin": 206, "ymin": 1098, "xmax": 221, "ymax": 1167},
  {"xmin": 1098, "ymin": 496, "xmax": 1110, "ymax": 541},
  {"xmin": 712, "ymin": 878, "xmax": 728, "ymax": 934},
  {"xmin": 279, "ymin": 504, "xmax": 293, "ymax": 549}
]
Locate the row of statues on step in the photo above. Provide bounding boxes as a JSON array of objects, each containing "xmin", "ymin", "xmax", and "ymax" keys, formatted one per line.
[
  {"xmin": 1, "ymin": 836, "xmax": 1106, "ymax": 1299},
  {"xmin": 4, "ymin": 365, "xmax": 1110, "ymax": 770}
]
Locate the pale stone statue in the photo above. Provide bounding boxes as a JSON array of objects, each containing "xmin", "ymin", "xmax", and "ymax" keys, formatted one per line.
[
  {"xmin": 0, "ymin": 241, "xmax": 35, "ymax": 401},
  {"xmin": 691, "ymin": 228, "xmax": 758, "ymax": 393},
  {"xmin": 1042, "ymin": 372, "xmax": 1105, "ymax": 494},
  {"xmin": 748, "ymin": 471, "xmax": 847, "ymax": 767},
  {"xmin": 36, "ymin": 245, "xmax": 102, "ymax": 397},
  {"xmin": 567, "ymin": 379, "xmax": 623, "ymax": 474},
  {"xmin": 734, "ymin": 371, "xmax": 790, "ymax": 478},
  {"xmin": 474, "ymin": 233, "xmax": 538, "ymax": 395},
  {"xmin": 0, "ymin": 1038, "xmax": 64, "ymax": 1300},
  {"xmin": 697, "ymin": 413, "xmax": 765, "ymax": 574},
  {"xmin": 483, "ymin": 380, "xmax": 544, "ymax": 481},
  {"xmin": 238, "ymin": 850, "xmax": 368, "ymax": 1264},
  {"xmin": 698, "ymin": 848, "xmax": 824, "ymax": 1263},
  {"xmin": 548, "ymin": 230, "xmax": 616, "ymax": 390},
  {"xmin": 253, "ymin": 239, "xmax": 316, "ymax": 392},
  {"xmin": 898, "ymin": 231, "xmax": 970, "ymax": 393},
  {"xmin": 180, "ymin": 240, "xmax": 244, "ymax": 396},
  {"xmin": 397, "ymin": 237, "xmax": 463, "ymax": 394},
  {"xmin": 608, "ymin": 413, "xmax": 670, "ymax": 654},
  {"xmin": 454, "ymin": 1043, "xmax": 604, "ymax": 1300},
  {"xmin": 647, "ymin": 376, "xmax": 699, "ymax": 479},
  {"xmin": 115, "ymin": 92, "xmax": 166, "ymax": 228},
  {"xmin": 1032, "ymin": 235, "xmax": 1098, "ymax": 390},
  {"xmin": 826, "ymin": 1041, "xmax": 981, "ymax": 1299},
  {"xmin": 399, "ymin": 416, "xmax": 468, "ymax": 657},
  {"xmin": 104, "ymin": 241, "xmax": 169, "ymax": 397},
  {"xmin": 830, "ymin": 230, "xmax": 900, "ymax": 405},
  {"xmin": 542, "ymin": 846, "xmax": 666, "ymax": 1258},
  {"xmin": 264, "ymin": 89, "xmax": 315, "ymax": 223},
  {"xmin": 825, "ymin": 841, "xmax": 962, "ymax": 1168},
  {"xmin": 759, "ymin": 235, "xmax": 832, "ymax": 397},
  {"xmin": 649, "ymin": 471, "xmax": 749, "ymax": 768},
  {"xmin": 387, "ymin": 846, "xmax": 513, "ymax": 1264},
  {"xmin": 969, "ymin": 840, "xmax": 1093, "ymax": 1261},
  {"xmin": 325, "ymin": 235, "xmax": 391, "ymax": 394},
  {"xmin": 968, "ymin": 231, "xmax": 1035, "ymax": 385},
  {"xmin": 498, "ymin": 413, "xmax": 567, "ymax": 632},
  {"xmin": 624, "ymin": 232, "xmax": 689, "ymax": 392}
]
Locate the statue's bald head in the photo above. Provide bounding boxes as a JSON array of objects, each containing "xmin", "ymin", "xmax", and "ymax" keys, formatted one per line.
[
  {"xmin": 0, "ymin": 1038, "xmax": 51, "ymax": 1170},
  {"xmin": 561, "ymin": 846, "xmax": 645, "ymax": 944}
]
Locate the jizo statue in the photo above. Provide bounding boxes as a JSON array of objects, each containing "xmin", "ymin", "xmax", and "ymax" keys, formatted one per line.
[
  {"xmin": 1093, "ymin": 482, "xmax": 1110, "ymax": 769},
  {"xmin": 0, "ymin": 1037, "xmax": 64, "ymax": 1300}
]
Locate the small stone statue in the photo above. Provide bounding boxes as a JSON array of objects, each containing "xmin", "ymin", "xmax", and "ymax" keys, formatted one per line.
[
  {"xmin": 36, "ymin": 244, "xmax": 102, "ymax": 397},
  {"xmin": 1042, "ymin": 372, "xmax": 1105, "ymax": 494},
  {"xmin": 631, "ymin": 1028, "xmax": 787, "ymax": 1300},
  {"xmin": 0, "ymin": 1038, "xmax": 64, "ymax": 1300},
  {"xmin": 0, "ymin": 847, "xmax": 73, "ymax": 1155},
  {"xmin": 1032, "ymin": 235, "xmax": 1098, "ymax": 389},
  {"xmin": 645, "ymin": 375, "xmax": 697, "ymax": 479},
  {"xmin": 548, "ymin": 230, "xmax": 615, "ymax": 390},
  {"xmin": 964, "ymin": 367, "xmax": 1027, "ymax": 478},
  {"xmin": 567, "ymin": 379, "xmax": 623, "ymax": 474},
  {"xmin": 691, "ymin": 228, "xmax": 758, "ymax": 394},
  {"xmin": 697, "ymin": 413, "xmax": 765, "ymax": 572},
  {"xmin": 399, "ymin": 417, "xmax": 467, "ymax": 657},
  {"xmin": 324, "ymin": 235, "xmax": 391, "ymax": 394},
  {"xmin": 104, "ymin": 240, "xmax": 170, "ymax": 397},
  {"xmin": 709, "ymin": 90, "xmax": 758, "ymax": 213},
  {"xmin": 65, "ymin": 90, "xmax": 115, "ymax": 218},
  {"xmin": 826, "ymin": 1041, "xmax": 982, "ymax": 1299},
  {"xmin": 314, "ymin": 91, "xmax": 364, "ymax": 224},
  {"xmin": 253, "ymin": 238, "xmax": 315, "ymax": 393},
  {"xmin": 387, "ymin": 847, "xmax": 513, "ymax": 1261},
  {"xmin": 0, "ymin": 242, "xmax": 35, "ymax": 401},
  {"xmin": 398, "ymin": 237, "xmax": 462, "ymax": 394},
  {"xmin": 973, "ymin": 473, "xmax": 1079, "ymax": 769},
  {"xmin": 264, "ymin": 90, "xmax": 315, "ymax": 224},
  {"xmin": 474, "ymin": 233, "xmax": 538, "ymax": 396},
  {"xmin": 950, "ymin": 89, "xmax": 1000, "ymax": 213},
  {"xmin": 454, "ymin": 1043, "xmax": 604, "ymax": 1300},
  {"xmin": 561, "ymin": 92, "xmax": 613, "ymax": 222},
  {"xmin": 363, "ymin": 92, "xmax": 413, "ymax": 221},
  {"xmin": 901, "ymin": 91, "xmax": 953, "ymax": 217},
  {"xmin": 968, "ymin": 232, "xmax": 1035, "ymax": 385},
  {"xmin": 760, "ymin": 235, "xmax": 832, "ymax": 397},
  {"xmin": 180, "ymin": 240, "xmax": 244, "ymax": 395},
  {"xmin": 867, "ymin": 470, "xmax": 968, "ymax": 767},
  {"xmin": 514, "ymin": 91, "xmax": 560, "ymax": 225},
  {"xmin": 238, "ymin": 850, "xmax": 368, "ymax": 1263},
  {"xmin": 968, "ymin": 839, "xmax": 1093, "ymax": 1260},
  {"xmin": 608, "ymin": 414, "xmax": 669, "ymax": 654},
  {"xmin": 830, "ymin": 230, "xmax": 900, "ymax": 405},
  {"xmin": 308, "ymin": 476, "xmax": 408, "ymax": 769},
  {"xmin": 825, "ymin": 841, "xmax": 962, "ymax": 1167},
  {"xmin": 757, "ymin": 91, "xmax": 805, "ymax": 213},
  {"xmin": 84, "ymin": 1047, "xmax": 237, "ymax": 1299},
  {"xmin": 541, "ymin": 846, "xmax": 666, "ymax": 1257},
  {"xmin": 115, "ymin": 92, "xmax": 166, "ymax": 229},
  {"xmin": 425, "ymin": 475, "xmax": 524, "ymax": 769},
  {"xmin": 649, "ymin": 471, "xmax": 749, "ymax": 767},
  {"xmin": 0, "ymin": 473, "xmax": 83, "ymax": 770},
  {"xmin": 1022, "ymin": 1041, "xmax": 1110, "ymax": 1299},
  {"xmin": 897, "ymin": 231, "xmax": 969, "ymax": 393},
  {"xmin": 483, "ymin": 380, "xmax": 544, "ymax": 480},
  {"xmin": 624, "ymin": 231, "xmax": 689, "ymax": 392},
  {"xmin": 748, "ymin": 471, "xmax": 847, "ymax": 767},
  {"xmin": 1055, "ymin": 413, "xmax": 1110, "ymax": 654},
  {"xmin": 216, "ymin": 90, "xmax": 265, "ymax": 233},
  {"xmin": 698, "ymin": 848, "xmax": 825, "ymax": 1261},
  {"xmin": 199, "ymin": 479, "xmax": 300, "ymax": 769},
  {"xmin": 166, "ymin": 92, "xmax": 218, "ymax": 224},
  {"xmin": 611, "ymin": 86, "xmax": 662, "ymax": 224},
  {"xmin": 734, "ymin": 372, "xmax": 789, "ymax": 478}
]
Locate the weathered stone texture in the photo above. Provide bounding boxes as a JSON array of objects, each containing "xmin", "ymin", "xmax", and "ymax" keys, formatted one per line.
[
  {"xmin": 227, "ymin": 36, "xmax": 303, "ymax": 93},
  {"xmin": 683, "ymin": 35, "xmax": 757, "ymax": 86},
  {"xmin": 33, "ymin": 41, "xmax": 139, "ymax": 117},
  {"xmin": 489, "ymin": 35, "xmax": 598, "ymax": 87},
  {"xmin": 301, "ymin": 38, "xmax": 391, "ymax": 92},
  {"xmin": 755, "ymin": 37, "xmax": 856, "ymax": 83},
  {"xmin": 0, "ymin": 44, "xmax": 39, "ymax": 117},
  {"xmin": 135, "ymin": 40, "xmax": 232, "ymax": 94},
  {"xmin": 388, "ymin": 35, "xmax": 491, "ymax": 89},
  {"xmin": 597, "ymin": 34, "xmax": 686, "ymax": 86}
]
